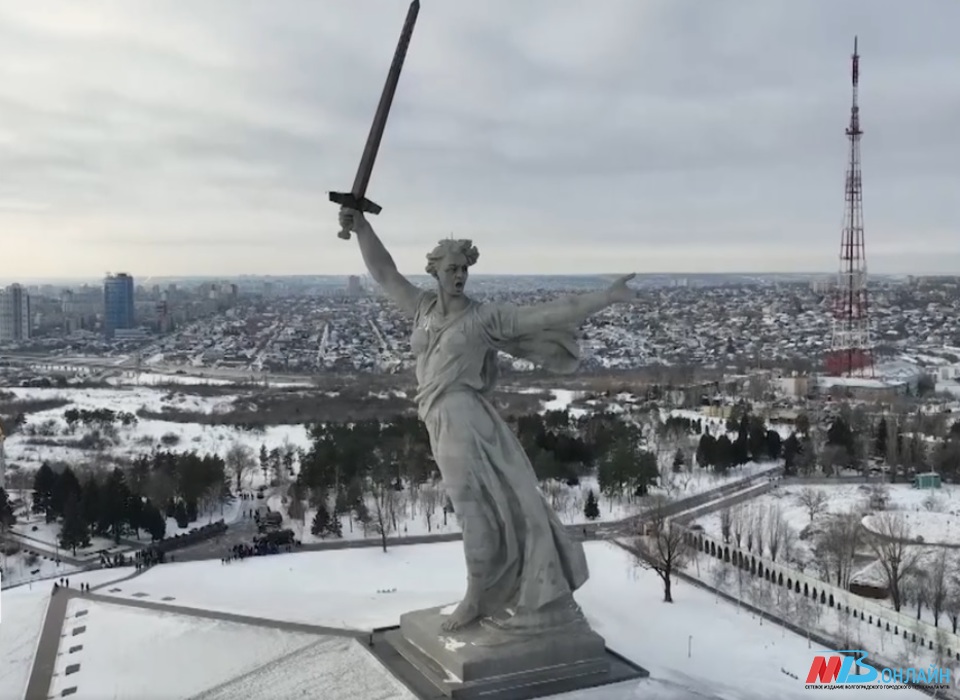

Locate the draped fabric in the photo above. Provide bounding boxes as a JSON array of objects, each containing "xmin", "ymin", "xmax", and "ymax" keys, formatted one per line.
[{"xmin": 411, "ymin": 292, "xmax": 588, "ymax": 615}]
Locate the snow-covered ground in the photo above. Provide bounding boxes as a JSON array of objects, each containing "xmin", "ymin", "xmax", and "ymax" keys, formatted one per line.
[
  {"xmin": 0, "ymin": 568, "xmax": 137, "ymax": 699},
  {"xmin": 863, "ymin": 508, "xmax": 960, "ymax": 545},
  {"xmin": 83, "ymin": 541, "xmax": 927, "ymax": 698},
  {"xmin": 274, "ymin": 463, "xmax": 779, "ymax": 545},
  {"xmin": 691, "ymin": 547, "xmax": 951, "ymax": 676},
  {"xmin": 694, "ymin": 482, "xmax": 960, "ymax": 566},
  {"xmin": 104, "ymin": 371, "xmax": 314, "ymax": 389},
  {"xmin": 1, "ymin": 545, "xmax": 81, "ymax": 589},
  {"xmin": 2, "ymin": 385, "xmax": 312, "ymax": 473},
  {"xmin": 48, "ymin": 599, "xmax": 330, "ymax": 700}
]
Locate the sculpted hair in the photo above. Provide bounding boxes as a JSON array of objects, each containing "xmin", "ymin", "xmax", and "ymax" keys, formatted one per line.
[{"xmin": 425, "ymin": 239, "xmax": 480, "ymax": 278}]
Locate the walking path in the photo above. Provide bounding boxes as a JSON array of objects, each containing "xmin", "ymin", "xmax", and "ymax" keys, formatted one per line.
[{"xmin": 23, "ymin": 590, "xmax": 70, "ymax": 700}]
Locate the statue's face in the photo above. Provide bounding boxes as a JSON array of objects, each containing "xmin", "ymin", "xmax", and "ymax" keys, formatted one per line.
[{"xmin": 437, "ymin": 252, "xmax": 469, "ymax": 297}]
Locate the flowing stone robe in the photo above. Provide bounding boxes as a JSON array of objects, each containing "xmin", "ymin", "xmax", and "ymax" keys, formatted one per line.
[{"xmin": 411, "ymin": 291, "xmax": 589, "ymax": 625}]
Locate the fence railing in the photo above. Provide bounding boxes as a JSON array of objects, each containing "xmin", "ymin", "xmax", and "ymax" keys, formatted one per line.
[{"xmin": 673, "ymin": 522, "xmax": 960, "ymax": 663}]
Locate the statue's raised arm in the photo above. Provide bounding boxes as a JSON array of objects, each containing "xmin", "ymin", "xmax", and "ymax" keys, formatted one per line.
[{"xmin": 339, "ymin": 207, "xmax": 420, "ymax": 317}]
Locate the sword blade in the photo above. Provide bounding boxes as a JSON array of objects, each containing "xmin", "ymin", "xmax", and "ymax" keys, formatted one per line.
[{"xmin": 350, "ymin": 0, "xmax": 420, "ymax": 197}]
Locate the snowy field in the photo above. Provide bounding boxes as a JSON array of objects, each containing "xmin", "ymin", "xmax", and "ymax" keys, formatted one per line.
[
  {"xmin": 2, "ymin": 385, "xmax": 313, "ymax": 473},
  {"xmin": 85, "ymin": 541, "xmax": 927, "ymax": 699},
  {"xmin": 862, "ymin": 509, "xmax": 960, "ymax": 545},
  {"xmin": 48, "ymin": 600, "xmax": 333, "ymax": 700},
  {"xmin": 104, "ymin": 371, "xmax": 313, "ymax": 389},
  {"xmin": 694, "ymin": 482, "xmax": 960, "ymax": 566},
  {"xmin": 0, "ymin": 568, "xmax": 137, "ymax": 699},
  {"xmin": 273, "ymin": 462, "xmax": 779, "ymax": 545},
  {"xmin": 1, "ymin": 546, "xmax": 80, "ymax": 589}
]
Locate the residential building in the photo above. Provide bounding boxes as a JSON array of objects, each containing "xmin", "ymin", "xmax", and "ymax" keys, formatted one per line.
[{"xmin": 0, "ymin": 283, "xmax": 31, "ymax": 342}]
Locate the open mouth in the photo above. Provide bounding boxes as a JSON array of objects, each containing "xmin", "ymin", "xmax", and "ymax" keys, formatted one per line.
[{"xmin": 454, "ymin": 282, "xmax": 464, "ymax": 291}]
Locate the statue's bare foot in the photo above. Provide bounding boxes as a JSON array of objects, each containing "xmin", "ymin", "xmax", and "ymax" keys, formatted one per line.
[{"xmin": 441, "ymin": 597, "xmax": 481, "ymax": 631}]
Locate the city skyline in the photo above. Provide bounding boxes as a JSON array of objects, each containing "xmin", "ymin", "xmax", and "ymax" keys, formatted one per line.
[{"xmin": 1, "ymin": 0, "xmax": 958, "ymax": 278}]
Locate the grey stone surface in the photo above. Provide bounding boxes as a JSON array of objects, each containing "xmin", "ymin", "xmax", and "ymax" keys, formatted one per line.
[
  {"xmin": 347, "ymin": 210, "xmax": 638, "ymax": 633},
  {"xmin": 400, "ymin": 605, "xmax": 606, "ymax": 683},
  {"xmin": 369, "ymin": 620, "xmax": 649, "ymax": 700}
]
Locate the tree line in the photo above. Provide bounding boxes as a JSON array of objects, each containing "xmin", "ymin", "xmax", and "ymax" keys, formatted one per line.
[{"xmin": 26, "ymin": 448, "xmax": 236, "ymax": 553}]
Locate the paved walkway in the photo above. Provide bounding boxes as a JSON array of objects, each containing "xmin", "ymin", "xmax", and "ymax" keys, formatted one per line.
[{"xmin": 24, "ymin": 590, "xmax": 70, "ymax": 700}]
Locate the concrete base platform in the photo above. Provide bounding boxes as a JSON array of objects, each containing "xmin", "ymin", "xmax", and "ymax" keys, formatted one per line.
[{"xmin": 366, "ymin": 606, "xmax": 648, "ymax": 700}]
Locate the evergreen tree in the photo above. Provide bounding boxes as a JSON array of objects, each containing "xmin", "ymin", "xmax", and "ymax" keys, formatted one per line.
[
  {"xmin": 126, "ymin": 494, "xmax": 144, "ymax": 539},
  {"xmin": 634, "ymin": 450, "xmax": 659, "ymax": 496},
  {"xmin": 173, "ymin": 501, "xmax": 189, "ymax": 529},
  {"xmin": 59, "ymin": 493, "xmax": 90, "ymax": 554},
  {"xmin": 782, "ymin": 433, "xmax": 801, "ymax": 475},
  {"xmin": 141, "ymin": 500, "xmax": 167, "ymax": 541},
  {"xmin": 696, "ymin": 433, "xmax": 716, "ymax": 468},
  {"xmin": 326, "ymin": 507, "xmax": 343, "ymax": 538},
  {"xmin": 0, "ymin": 487, "xmax": 15, "ymax": 533},
  {"xmin": 311, "ymin": 503, "xmax": 331, "ymax": 537},
  {"xmin": 100, "ymin": 468, "xmax": 131, "ymax": 542},
  {"xmin": 765, "ymin": 429, "xmax": 782, "ymax": 461},
  {"xmin": 583, "ymin": 490, "xmax": 600, "ymax": 520},
  {"xmin": 32, "ymin": 463, "xmax": 57, "ymax": 520},
  {"xmin": 51, "ymin": 467, "xmax": 81, "ymax": 520},
  {"xmin": 875, "ymin": 417, "xmax": 888, "ymax": 459},
  {"xmin": 714, "ymin": 435, "xmax": 734, "ymax": 473},
  {"xmin": 259, "ymin": 444, "xmax": 270, "ymax": 482},
  {"xmin": 80, "ymin": 476, "xmax": 101, "ymax": 534},
  {"xmin": 672, "ymin": 448, "xmax": 685, "ymax": 472}
]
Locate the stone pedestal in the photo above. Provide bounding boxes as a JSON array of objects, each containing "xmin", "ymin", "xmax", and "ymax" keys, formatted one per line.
[{"xmin": 369, "ymin": 605, "xmax": 646, "ymax": 699}]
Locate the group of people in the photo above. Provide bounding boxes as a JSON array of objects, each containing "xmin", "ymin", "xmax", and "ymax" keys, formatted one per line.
[{"xmin": 52, "ymin": 577, "xmax": 92, "ymax": 594}]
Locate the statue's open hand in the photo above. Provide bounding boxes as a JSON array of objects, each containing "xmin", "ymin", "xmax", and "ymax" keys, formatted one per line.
[
  {"xmin": 338, "ymin": 207, "xmax": 370, "ymax": 234},
  {"xmin": 607, "ymin": 273, "xmax": 639, "ymax": 304}
]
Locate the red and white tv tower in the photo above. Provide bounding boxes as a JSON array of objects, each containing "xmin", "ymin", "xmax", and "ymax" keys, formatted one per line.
[{"xmin": 825, "ymin": 36, "xmax": 873, "ymax": 377}]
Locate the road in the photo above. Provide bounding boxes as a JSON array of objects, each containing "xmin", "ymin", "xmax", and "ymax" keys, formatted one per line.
[{"xmin": 170, "ymin": 471, "xmax": 778, "ymax": 563}]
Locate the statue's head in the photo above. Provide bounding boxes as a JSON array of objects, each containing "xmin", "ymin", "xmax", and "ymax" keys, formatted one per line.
[{"xmin": 425, "ymin": 238, "xmax": 479, "ymax": 298}]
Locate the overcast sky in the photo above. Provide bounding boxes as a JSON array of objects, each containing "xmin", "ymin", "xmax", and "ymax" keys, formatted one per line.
[{"xmin": 1, "ymin": 0, "xmax": 957, "ymax": 281}]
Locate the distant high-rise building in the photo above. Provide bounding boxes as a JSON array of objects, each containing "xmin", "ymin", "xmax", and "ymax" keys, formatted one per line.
[
  {"xmin": 104, "ymin": 273, "xmax": 136, "ymax": 339},
  {"xmin": 347, "ymin": 275, "xmax": 363, "ymax": 296},
  {"xmin": 0, "ymin": 283, "xmax": 32, "ymax": 342}
]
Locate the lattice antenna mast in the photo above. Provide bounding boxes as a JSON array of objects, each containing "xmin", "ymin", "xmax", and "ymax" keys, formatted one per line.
[{"xmin": 827, "ymin": 36, "xmax": 873, "ymax": 377}]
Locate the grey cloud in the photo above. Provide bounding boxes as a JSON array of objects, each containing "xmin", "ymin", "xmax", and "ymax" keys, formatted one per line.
[{"xmin": 0, "ymin": 0, "xmax": 957, "ymax": 278}]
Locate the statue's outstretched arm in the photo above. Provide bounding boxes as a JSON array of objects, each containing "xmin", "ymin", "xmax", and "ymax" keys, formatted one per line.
[
  {"xmin": 510, "ymin": 275, "xmax": 638, "ymax": 335},
  {"xmin": 340, "ymin": 208, "xmax": 420, "ymax": 317}
]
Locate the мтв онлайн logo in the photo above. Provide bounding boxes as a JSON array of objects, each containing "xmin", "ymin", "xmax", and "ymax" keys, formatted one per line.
[{"xmin": 805, "ymin": 649, "xmax": 951, "ymax": 690}]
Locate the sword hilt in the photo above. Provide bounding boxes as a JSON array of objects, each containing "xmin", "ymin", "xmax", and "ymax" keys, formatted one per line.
[{"xmin": 329, "ymin": 191, "xmax": 384, "ymax": 241}]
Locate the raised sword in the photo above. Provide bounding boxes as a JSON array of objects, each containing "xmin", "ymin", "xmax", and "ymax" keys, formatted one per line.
[{"xmin": 329, "ymin": 0, "xmax": 421, "ymax": 239}]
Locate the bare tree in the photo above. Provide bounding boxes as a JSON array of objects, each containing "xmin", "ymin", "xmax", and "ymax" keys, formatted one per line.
[
  {"xmin": 923, "ymin": 549, "xmax": 950, "ymax": 628},
  {"xmin": 420, "ymin": 483, "xmax": 441, "ymax": 533},
  {"xmin": 731, "ymin": 506, "xmax": 745, "ymax": 549},
  {"xmin": 766, "ymin": 506, "xmax": 789, "ymax": 562},
  {"xmin": 745, "ymin": 507, "xmax": 756, "ymax": 553},
  {"xmin": 719, "ymin": 507, "xmax": 733, "ymax": 544},
  {"xmin": 287, "ymin": 497, "xmax": 305, "ymax": 537},
  {"xmin": 753, "ymin": 506, "xmax": 767, "ymax": 558},
  {"xmin": 813, "ymin": 512, "xmax": 861, "ymax": 587},
  {"xmin": 367, "ymin": 450, "xmax": 398, "ymax": 553},
  {"xmin": 632, "ymin": 497, "xmax": 692, "ymax": 603},
  {"xmin": 944, "ymin": 576, "xmax": 960, "ymax": 634},
  {"xmin": 286, "ymin": 482, "xmax": 307, "ymax": 537},
  {"xmin": 864, "ymin": 512, "xmax": 922, "ymax": 612},
  {"xmin": 795, "ymin": 488, "xmax": 828, "ymax": 523},
  {"xmin": 225, "ymin": 443, "xmax": 255, "ymax": 493}
]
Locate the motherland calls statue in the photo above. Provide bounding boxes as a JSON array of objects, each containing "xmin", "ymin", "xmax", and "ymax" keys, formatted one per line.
[{"xmin": 340, "ymin": 207, "xmax": 638, "ymax": 634}]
